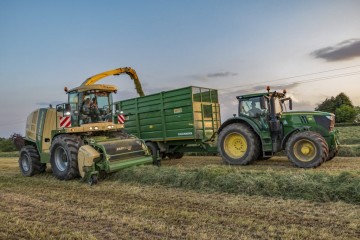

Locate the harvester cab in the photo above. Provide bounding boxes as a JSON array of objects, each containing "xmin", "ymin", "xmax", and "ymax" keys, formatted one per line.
[
  {"xmin": 19, "ymin": 67, "xmax": 155, "ymax": 185},
  {"xmin": 218, "ymin": 86, "xmax": 339, "ymax": 168}
]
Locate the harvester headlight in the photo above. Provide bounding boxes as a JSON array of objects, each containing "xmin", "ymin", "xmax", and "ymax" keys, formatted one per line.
[
  {"xmin": 107, "ymin": 125, "xmax": 114, "ymax": 129},
  {"xmin": 94, "ymin": 126, "xmax": 99, "ymax": 130},
  {"xmin": 65, "ymin": 111, "xmax": 71, "ymax": 116},
  {"xmin": 89, "ymin": 127, "xmax": 93, "ymax": 130}
]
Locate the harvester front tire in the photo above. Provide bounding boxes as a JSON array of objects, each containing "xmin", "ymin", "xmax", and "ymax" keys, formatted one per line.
[
  {"xmin": 286, "ymin": 131, "xmax": 328, "ymax": 168},
  {"xmin": 50, "ymin": 134, "xmax": 83, "ymax": 180},
  {"xmin": 218, "ymin": 123, "xmax": 260, "ymax": 165},
  {"xmin": 19, "ymin": 145, "xmax": 46, "ymax": 177}
]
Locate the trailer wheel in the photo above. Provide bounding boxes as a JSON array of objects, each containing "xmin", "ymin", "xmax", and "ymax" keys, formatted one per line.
[
  {"xmin": 19, "ymin": 145, "xmax": 46, "ymax": 177},
  {"xmin": 218, "ymin": 123, "xmax": 260, "ymax": 165},
  {"xmin": 286, "ymin": 131, "xmax": 328, "ymax": 168},
  {"xmin": 146, "ymin": 142, "xmax": 158, "ymax": 159},
  {"xmin": 50, "ymin": 134, "xmax": 83, "ymax": 180}
]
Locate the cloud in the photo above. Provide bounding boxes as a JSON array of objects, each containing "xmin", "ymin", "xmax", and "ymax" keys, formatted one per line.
[
  {"xmin": 206, "ymin": 72, "xmax": 238, "ymax": 78},
  {"xmin": 311, "ymin": 39, "xmax": 360, "ymax": 61},
  {"xmin": 188, "ymin": 72, "xmax": 238, "ymax": 81}
]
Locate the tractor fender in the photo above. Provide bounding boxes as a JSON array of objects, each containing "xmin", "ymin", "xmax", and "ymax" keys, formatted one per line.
[
  {"xmin": 218, "ymin": 117, "xmax": 262, "ymax": 136},
  {"xmin": 281, "ymin": 126, "xmax": 311, "ymax": 149}
]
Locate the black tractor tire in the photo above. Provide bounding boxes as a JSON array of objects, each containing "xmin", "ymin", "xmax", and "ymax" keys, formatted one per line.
[
  {"xmin": 19, "ymin": 145, "xmax": 46, "ymax": 177},
  {"xmin": 286, "ymin": 131, "xmax": 329, "ymax": 168},
  {"xmin": 218, "ymin": 123, "xmax": 260, "ymax": 165},
  {"xmin": 327, "ymin": 149, "xmax": 339, "ymax": 161},
  {"xmin": 50, "ymin": 134, "xmax": 83, "ymax": 180}
]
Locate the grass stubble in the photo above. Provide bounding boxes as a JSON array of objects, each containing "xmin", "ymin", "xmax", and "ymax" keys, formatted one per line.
[{"xmin": 1, "ymin": 156, "xmax": 360, "ymax": 239}]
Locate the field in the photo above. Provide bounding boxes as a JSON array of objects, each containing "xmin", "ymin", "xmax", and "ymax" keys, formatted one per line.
[{"xmin": 1, "ymin": 155, "xmax": 360, "ymax": 240}]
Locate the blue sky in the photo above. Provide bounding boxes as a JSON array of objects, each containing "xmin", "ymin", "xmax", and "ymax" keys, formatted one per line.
[{"xmin": 1, "ymin": 0, "xmax": 360, "ymax": 137}]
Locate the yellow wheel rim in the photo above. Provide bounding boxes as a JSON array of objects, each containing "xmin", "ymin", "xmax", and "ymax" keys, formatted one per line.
[
  {"xmin": 223, "ymin": 133, "xmax": 247, "ymax": 158},
  {"xmin": 293, "ymin": 139, "xmax": 317, "ymax": 162}
]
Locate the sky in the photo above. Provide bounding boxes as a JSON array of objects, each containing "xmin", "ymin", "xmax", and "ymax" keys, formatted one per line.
[{"xmin": 1, "ymin": 0, "xmax": 360, "ymax": 137}]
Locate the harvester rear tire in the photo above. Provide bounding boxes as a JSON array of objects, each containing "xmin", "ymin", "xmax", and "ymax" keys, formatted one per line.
[
  {"xmin": 218, "ymin": 123, "xmax": 260, "ymax": 165},
  {"xmin": 50, "ymin": 134, "xmax": 83, "ymax": 180},
  {"xmin": 286, "ymin": 131, "xmax": 328, "ymax": 168},
  {"xmin": 19, "ymin": 145, "xmax": 46, "ymax": 177}
]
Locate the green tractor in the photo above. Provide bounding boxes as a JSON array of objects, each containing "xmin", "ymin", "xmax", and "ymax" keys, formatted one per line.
[
  {"xmin": 19, "ymin": 67, "xmax": 156, "ymax": 185},
  {"xmin": 218, "ymin": 87, "xmax": 339, "ymax": 168}
]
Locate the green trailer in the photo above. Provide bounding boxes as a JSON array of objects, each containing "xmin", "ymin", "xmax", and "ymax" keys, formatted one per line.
[{"xmin": 115, "ymin": 86, "xmax": 221, "ymax": 159}]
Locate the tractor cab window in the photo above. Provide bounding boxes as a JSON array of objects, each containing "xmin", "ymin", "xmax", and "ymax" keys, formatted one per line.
[
  {"xmin": 274, "ymin": 98, "xmax": 283, "ymax": 114},
  {"xmin": 68, "ymin": 92, "xmax": 79, "ymax": 126},
  {"xmin": 79, "ymin": 91, "xmax": 112, "ymax": 124},
  {"xmin": 239, "ymin": 97, "xmax": 268, "ymax": 118}
]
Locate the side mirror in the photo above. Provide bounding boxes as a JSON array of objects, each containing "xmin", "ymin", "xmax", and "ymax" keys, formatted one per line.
[
  {"xmin": 260, "ymin": 97, "xmax": 266, "ymax": 109},
  {"xmin": 57, "ymin": 106, "xmax": 63, "ymax": 112},
  {"xmin": 289, "ymin": 99, "xmax": 293, "ymax": 110}
]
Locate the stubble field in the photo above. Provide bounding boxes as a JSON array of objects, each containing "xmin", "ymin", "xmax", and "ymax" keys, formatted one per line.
[{"xmin": 1, "ymin": 155, "xmax": 360, "ymax": 240}]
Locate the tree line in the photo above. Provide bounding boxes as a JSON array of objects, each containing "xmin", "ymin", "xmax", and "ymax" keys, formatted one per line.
[{"xmin": 315, "ymin": 92, "xmax": 359, "ymax": 123}]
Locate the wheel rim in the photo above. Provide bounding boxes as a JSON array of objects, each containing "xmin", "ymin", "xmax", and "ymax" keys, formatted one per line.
[
  {"xmin": 293, "ymin": 139, "xmax": 317, "ymax": 162},
  {"xmin": 21, "ymin": 154, "xmax": 30, "ymax": 172},
  {"xmin": 54, "ymin": 146, "xmax": 69, "ymax": 172},
  {"xmin": 223, "ymin": 132, "xmax": 247, "ymax": 159}
]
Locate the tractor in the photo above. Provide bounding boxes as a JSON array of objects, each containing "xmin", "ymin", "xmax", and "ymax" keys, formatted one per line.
[
  {"xmin": 218, "ymin": 87, "xmax": 339, "ymax": 168},
  {"xmin": 19, "ymin": 67, "xmax": 156, "ymax": 185}
]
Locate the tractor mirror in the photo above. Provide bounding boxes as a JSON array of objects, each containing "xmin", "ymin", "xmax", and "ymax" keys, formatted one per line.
[
  {"xmin": 65, "ymin": 103, "xmax": 71, "ymax": 112},
  {"xmin": 56, "ymin": 106, "xmax": 63, "ymax": 112},
  {"xmin": 289, "ymin": 98, "xmax": 293, "ymax": 110},
  {"xmin": 260, "ymin": 97, "xmax": 266, "ymax": 109}
]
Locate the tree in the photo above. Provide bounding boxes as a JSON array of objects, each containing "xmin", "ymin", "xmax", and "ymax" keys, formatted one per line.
[
  {"xmin": 335, "ymin": 105, "xmax": 357, "ymax": 123},
  {"xmin": 0, "ymin": 138, "xmax": 17, "ymax": 152},
  {"xmin": 10, "ymin": 133, "xmax": 24, "ymax": 150},
  {"xmin": 334, "ymin": 92, "xmax": 353, "ymax": 108},
  {"xmin": 315, "ymin": 96, "xmax": 336, "ymax": 113}
]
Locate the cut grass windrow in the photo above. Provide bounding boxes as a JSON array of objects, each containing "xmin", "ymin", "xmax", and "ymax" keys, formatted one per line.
[{"xmin": 110, "ymin": 165, "xmax": 360, "ymax": 204}]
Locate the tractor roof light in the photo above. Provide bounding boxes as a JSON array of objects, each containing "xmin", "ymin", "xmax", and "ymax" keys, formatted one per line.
[
  {"xmin": 64, "ymin": 87, "xmax": 68, "ymax": 93},
  {"xmin": 283, "ymin": 89, "xmax": 287, "ymax": 94},
  {"xmin": 266, "ymin": 86, "xmax": 270, "ymax": 93}
]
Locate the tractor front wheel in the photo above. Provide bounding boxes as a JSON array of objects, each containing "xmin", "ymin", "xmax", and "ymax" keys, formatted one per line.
[
  {"xmin": 19, "ymin": 145, "xmax": 46, "ymax": 176},
  {"xmin": 50, "ymin": 134, "xmax": 83, "ymax": 180},
  {"xmin": 218, "ymin": 123, "xmax": 260, "ymax": 165},
  {"xmin": 286, "ymin": 131, "xmax": 328, "ymax": 168}
]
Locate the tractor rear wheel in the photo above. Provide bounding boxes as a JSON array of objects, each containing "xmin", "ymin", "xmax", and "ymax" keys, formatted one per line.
[
  {"xmin": 286, "ymin": 131, "xmax": 328, "ymax": 168},
  {"xmin": 218, "ymin": 123, "xmax": 260, "ymax": 165},
  {"xmin": 327, "ymin": 149, "xmax": 338, "ymax": 161},
  {"xmin": 50, "ymin": 134, "xmax": 83, "ymax": 180},
  {"xmin": 19, "ymin": 145, "xmax": 46, "ymax": 176}
]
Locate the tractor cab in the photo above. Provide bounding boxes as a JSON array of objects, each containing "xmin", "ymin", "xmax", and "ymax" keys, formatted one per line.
[
  {"xmin": 237, "ymin": 89, "xmax": 292, "ymax": 121},
  {"xmin": 56, "ymin": 84, "xmax": 118, "ymax": 128}
]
